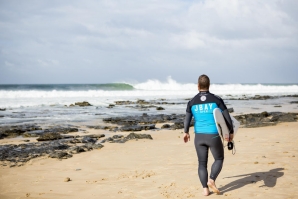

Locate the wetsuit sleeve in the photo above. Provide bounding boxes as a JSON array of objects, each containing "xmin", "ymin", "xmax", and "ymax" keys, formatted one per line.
[
  {"xmin": 184, "ymin": 101, "xmax": 193, "ymax": 133},
  {"xmin": 217, "ymin": 98, "xmax": 234, "ymax": 134},
  {"xmin": 184, "ymin": 112, "xmax": 192, "ymax": 133}
]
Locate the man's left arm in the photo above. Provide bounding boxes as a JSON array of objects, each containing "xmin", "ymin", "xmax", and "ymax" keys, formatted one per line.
[{"xmin": 218, "ymin": 98, "xmax": 234, "ymax": 135}]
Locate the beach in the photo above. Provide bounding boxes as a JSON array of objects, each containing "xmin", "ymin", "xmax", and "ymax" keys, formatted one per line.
[
  {"xmin": 0, "ymin": 121, "xmax": 298, "ymax": 199},
  {"xmin": 1, "ymin": 82, "xmax": 298, "ymax": 198},
  {"xmin": 2, "ymin": 0, "xmax": 298, "ymax": 197}
]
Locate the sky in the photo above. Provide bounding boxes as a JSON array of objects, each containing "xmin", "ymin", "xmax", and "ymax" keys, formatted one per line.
[{"xmin": 0, "ymin": 0, "xmax": 297, "ymax": 84}]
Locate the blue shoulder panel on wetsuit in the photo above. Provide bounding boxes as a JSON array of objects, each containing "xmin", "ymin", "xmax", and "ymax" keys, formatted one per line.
[{"xmin": 191, "ymin": 102, "xmax": 219, "ymax": 134}]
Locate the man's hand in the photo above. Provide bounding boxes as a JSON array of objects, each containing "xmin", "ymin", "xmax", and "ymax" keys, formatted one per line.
[
  {"xmin": 183, "ymin": 133, "xmax": 190, "ymax": 143},
  {"xmin": 224, "ymin": 133, "xmax": 234, "ymax": 142},
  {"xmin": 229, "ymin": 133, "xmax": 234, "ymax": 142}
]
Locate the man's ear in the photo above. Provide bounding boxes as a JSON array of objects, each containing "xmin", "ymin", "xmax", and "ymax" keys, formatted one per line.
[{"xmin": 198, "ymin": 83, "xmax": 200, "ymax": 90}]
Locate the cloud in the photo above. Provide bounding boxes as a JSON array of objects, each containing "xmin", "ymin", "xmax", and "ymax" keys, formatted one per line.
[{"xmin": 0, "ymin": 0, "xmax": 297, "ymax": 83}]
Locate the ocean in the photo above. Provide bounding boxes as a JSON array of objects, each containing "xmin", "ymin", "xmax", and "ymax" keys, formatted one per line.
[{"xmin": 1, "ymin": 77, "xmax": 298, "ymax": 127}]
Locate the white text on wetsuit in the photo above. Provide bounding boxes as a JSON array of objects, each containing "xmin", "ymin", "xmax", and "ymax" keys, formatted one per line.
[{"xmin": 194, "ymin": 103, "xmax": 213, "ymax": 113}]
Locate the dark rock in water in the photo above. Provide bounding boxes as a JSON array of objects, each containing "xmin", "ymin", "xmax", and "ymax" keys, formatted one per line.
[
  {"xmin": 156, "ymin": 107, "xmax": 165, "ymax": 110},
  {"xmin": 74, "ymin": 101, "xmax": 92, "ymax": 106},
  {"xmin": 37, "ymin": 132, "xmax": 62, "ymax": 141},
  {"xmin": 136, "ymin": 99, "xmax": 150, "ymax": 105},
  {"xmin": 227, "ymin": 108, "xmax": 234, "ymax": 113},
  {"xmin": 125, "ymin": 133, "xmax": 153, "ymax": 140},
  {"xmin": 274, "ymin": 105, "xmax": 282, "ymax": 107},
  {"xmin": 283, "ymin": 94, "xmax": 298, "ymax": 97},
  {"xmin": 251, "ymin": 95, "xmax": 273, "ymax": 100},
  {"xmin": 49, "ymin": 151, "xmax": 72, "ymax": 159},
  {"xmin": 0, "ymin": 108, "xmax": 6, "ymax": 111},
  {"xmin": 115, "ymin": 100, "xmax": 134, "ymax": 105},
  {"xmin": 107, "ymin": 104, "xmax": 115, "ymax": 108},
  {"xmin": 126, "ymin": 104, "xmax": 156, "ymax": 111},
  {"xmin": 290, "ymin": 101, "xmax": 298, "ymax": 104},
  {"xmin": 0, "ymin": 115, "xmax": 4, "ymax": 118},
  {"xmin": 227, "ymin": 95, "xmax": 277, "ymax": 100},
  {"xmin": 161, "ymin": 124, "xmax": 171, "ymax": 129}
]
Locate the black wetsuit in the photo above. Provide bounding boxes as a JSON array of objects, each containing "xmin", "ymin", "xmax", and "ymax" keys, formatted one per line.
[{"xmin": 184, "ymin": 91, "xmax": 233, "ymax": 188}]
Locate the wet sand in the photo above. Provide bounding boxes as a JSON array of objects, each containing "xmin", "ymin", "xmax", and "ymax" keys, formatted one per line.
[{"xmin": 0, "ymin": 122, "xmax": 298, "ymax": 199}]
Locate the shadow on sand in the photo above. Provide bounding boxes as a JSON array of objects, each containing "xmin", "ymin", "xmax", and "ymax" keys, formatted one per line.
[{"xmin": 220, "ymin": 168, "xmax": 284, "ymax": 193}]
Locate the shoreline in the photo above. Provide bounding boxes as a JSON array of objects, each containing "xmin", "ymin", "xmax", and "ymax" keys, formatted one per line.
[{"xmin": 1, "ymin": 94, "xmax": 298, "ymax": 127}]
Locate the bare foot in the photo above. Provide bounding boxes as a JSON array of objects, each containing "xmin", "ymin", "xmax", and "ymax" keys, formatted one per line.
[
  {"xmin": 207, "ymin": 179, "xmax": 220, "ymax": 194},
  {"xmin": 202, "ymin": 187, "xmax": 210, "ymax": 196}
]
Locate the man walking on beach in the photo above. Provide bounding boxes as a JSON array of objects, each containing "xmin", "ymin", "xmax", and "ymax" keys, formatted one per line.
[{"xmin": 183, "ymin": 74, "xmax": 234, "ymax": 196}]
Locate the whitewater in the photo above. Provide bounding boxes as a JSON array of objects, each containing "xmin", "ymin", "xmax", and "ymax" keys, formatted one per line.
[
  {"xmin": 0, "ymin": 77, "xmax": 298, "ymax": 127},
  {"xmin": 0, "ymin": 77, "xmax": 298, "ymax": 108}
]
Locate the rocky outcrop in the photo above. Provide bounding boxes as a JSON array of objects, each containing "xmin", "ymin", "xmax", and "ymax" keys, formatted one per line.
[
  {"xmin": 37, "ymin": 132, "xmax": 62, "ymax": 141},
  {"xmin": 102, "ymin": 113, "xmax": 191, "ymax": 131},
  {"xmin": 0, "ymin": 124, "xmax": 42, "ymax": 139},
  {"xmin": 120, "ymin": 124, "xmax": 156, "ymax": 131},
  {"xmin": 100, "ymin": 133, "xmax": 152, "ymax": 144},
  {"xmin": 101, "ymin": 111, "xmax": 297, "ymax": 132},
  {"xmin": 103, "ymin": 113, "xmax": 181, "ymax": 125},
  {"xmin": 234, "ymin": 112, "xmax": 298, "ymax": 128},
  {"xmin": 0, "ymin": 135, "xmax": 105, "ymax": 166},
  {"xmin": 0, "ymin": 125, "xmax": 79, "ymax": 140},
  {"xmin": 161, "ymin": 124, "xmax": 171, "ymax": 129},
  {"xmin": 0, "ymin": 132, "xmax": 151, "ymax": 167},
  {"xmin": 74, "ymin": 101, "xmax": 92, "ymax": 106}
]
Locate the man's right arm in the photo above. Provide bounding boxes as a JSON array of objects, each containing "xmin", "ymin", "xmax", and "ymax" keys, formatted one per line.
[{"xmin": 184, "ymin": 112, "xmax": 192, "ymax": 133}]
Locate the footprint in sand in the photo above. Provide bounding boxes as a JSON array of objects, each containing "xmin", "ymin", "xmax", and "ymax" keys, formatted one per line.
[{"xmin": 118, "ymin": 170, "xmax": 156, "ymax": 179}]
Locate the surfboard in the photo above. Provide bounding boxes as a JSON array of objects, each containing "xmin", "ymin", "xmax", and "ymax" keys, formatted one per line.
[{"xmin": 213, "ymin": 108, "xmax": 240, "ymax": 141}]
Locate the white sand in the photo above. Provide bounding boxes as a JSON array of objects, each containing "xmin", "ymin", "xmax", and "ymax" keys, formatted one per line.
[{"xmin": 0, "ymin": 122, "xmax": 298, "ymax": 199}]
